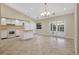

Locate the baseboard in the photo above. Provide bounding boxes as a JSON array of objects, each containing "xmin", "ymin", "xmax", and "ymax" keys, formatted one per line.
[
  {"xmin": 1, "ymin": 37, "xmax": 8, "ymax": 40},
  {"xmin": 35, "ymin": 33, "xmax": 73, "ymax": 40},
  {"xmin": 16, "ymin": 36, "xmax": 20, "ymax": 37},
  {"xmin": 1, "ymin": 36, "xmax": 20, "ymax": 40}
]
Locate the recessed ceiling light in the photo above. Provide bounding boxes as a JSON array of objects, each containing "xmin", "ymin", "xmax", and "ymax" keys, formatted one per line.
[
  {"xmin": 64, "ymin": 8, "xmax": 66, "ymax": 10},
  {"xmin": 30, "ymin": 8, "xmax": 33, "ymax": 10}
]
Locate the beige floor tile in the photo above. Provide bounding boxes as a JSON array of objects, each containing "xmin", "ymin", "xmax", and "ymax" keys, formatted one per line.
[{"xmin": 0, "ymin": 35, "xmax": 75, "ymax": 55}]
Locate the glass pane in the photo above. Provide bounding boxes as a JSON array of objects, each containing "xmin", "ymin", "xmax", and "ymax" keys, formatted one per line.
[
  {"xmin": 53, "ymin": 24, "xmax": 56, "ymax": 31},
  {"xmin": 60, "ymin": 25, "xmax": 64, "ymax": 32}
]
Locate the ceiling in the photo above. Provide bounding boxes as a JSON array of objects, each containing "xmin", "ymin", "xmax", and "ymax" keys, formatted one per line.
[{"xmin": 5, "ymin": 3, "xmax": 75, "ymax": 20}]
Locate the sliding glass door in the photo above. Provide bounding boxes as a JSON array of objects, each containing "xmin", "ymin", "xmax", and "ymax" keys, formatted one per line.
[{"xmin": 50, "ymin": 21, "xmax": 57, "ymax": 35}]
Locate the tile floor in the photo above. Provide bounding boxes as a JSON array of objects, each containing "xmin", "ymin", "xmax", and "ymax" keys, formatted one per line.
[{"xmin": 0, "ymin": 34, "xmax": 75, "ymax": 55}]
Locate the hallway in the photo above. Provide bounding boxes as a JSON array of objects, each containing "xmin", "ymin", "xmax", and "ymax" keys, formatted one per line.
[{"xmin": 0, "ymin": 34, "xmax": 75, "ymax": 55}]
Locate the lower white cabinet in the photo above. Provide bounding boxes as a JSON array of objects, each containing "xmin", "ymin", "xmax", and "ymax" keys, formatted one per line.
[
  {"xmin": 0, "ymin": 30, "xmax": 8, "ymax": 38},
  {"xmin": 0, "ymin": 30, "xmax": 34, "ymax": 40},
  {"xmin": 23, "ymin": 30, "xmax": 33, "ymax": 40},
  {"xmin": 16, "ymin": 30, "xmax": 23, "ymax": 38},
  {"xmin": 16, "ymin": 30, "xmax": 21, "ymax": 36}
]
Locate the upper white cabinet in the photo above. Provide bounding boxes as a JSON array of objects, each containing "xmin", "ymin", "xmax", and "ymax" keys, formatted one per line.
[
  {"xmin": 1, "ymin": 18, "xmax": 16, "ymax": 25},
  {"xmin": 0, "ymin": 17, "xmax": 35, "ymax": 31},
  {"xmin": 1, "ymin": 18, "xmax": 6, "ymax": 25},
  {"xmin": 6, "ymin": 19, "xmax": 15, "ymax": 24},
  {"xmin": 15, "ymin": 20, "xmax": 24, "ymax": 26},
  {"xmin": 1, "ymin": 18, "xmax": 24, "ymax": 26},
  {"xmin": 15, "ymin": 20, "xmax": 20, "ymax": 25}
]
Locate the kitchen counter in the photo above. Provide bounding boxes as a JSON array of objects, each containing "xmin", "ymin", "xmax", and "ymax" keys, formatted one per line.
[{"xmin": 23, "ymin": 29, "xmax": 34, "ymax": 40}]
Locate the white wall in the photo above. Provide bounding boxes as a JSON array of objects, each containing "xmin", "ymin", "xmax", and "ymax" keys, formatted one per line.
[{"xmin": 35, "ymin": 13, "xmax": 74, "ymax": 39}]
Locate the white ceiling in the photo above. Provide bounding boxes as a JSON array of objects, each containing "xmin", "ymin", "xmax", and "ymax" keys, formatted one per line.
[{"xmin": 5, "ymin": 3, "xmax": 75, "ymax": 20}]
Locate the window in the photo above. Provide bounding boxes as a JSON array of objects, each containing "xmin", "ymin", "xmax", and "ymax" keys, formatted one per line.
[
  {"xmin": 36, "ymin": 23, "xmax": 42, "ymax": 29},
  {"xmin": 53, "ymin": 24, "xmax": 56, "ymax": 31},
  {"xmin": 50, "ymin": 24, "xmax": 56, "ymax": 31},
  {"xmin": 58, "ymin": 25, "xmax": 64, "ymax": 32}
]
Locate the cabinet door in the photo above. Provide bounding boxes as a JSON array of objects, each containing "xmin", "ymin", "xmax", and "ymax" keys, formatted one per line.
[
  {"xmin": 23, "ymin": 31, "xmax": 33, "ymax": 39},
  {"xmin": 15, "ymin": 20, "xmax": 24, "ymax": 26},
  {"xmin": 6, "ymin": 19, "xmax": 15, "ymax": 24},
  {"xmin": 24, "ymin": 22, "xmax": 30, "ymax": 30},
  {"xmin": 1, "ymin": 18, "xmax": 6, "ymax": 25},
  {"xmin": 1, "ymin": 30, "xmax": 8, "ymax": 38}
]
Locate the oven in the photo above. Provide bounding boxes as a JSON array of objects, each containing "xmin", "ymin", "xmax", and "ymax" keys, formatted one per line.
[{"xmin": 8, "ymin": 29, "xmax": 16, "ymax": 38}]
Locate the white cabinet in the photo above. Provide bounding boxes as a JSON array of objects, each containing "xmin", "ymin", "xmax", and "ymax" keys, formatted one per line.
[
  {"xmin": 6, "ymin": 19, "xmax": 15, "ymax": 24},
  {"xmin": 23, "ymin": 30, "xmax": 33, "ymax": 40},
  {"xmin": 1, "ymin": 30, "xmax": 8, "ymax": 38},
  {"xmin": 1, "ymin": 18, "xmax": 7, "ymax": 39},
  {"xmin": 16, "ymin": 30, "xmax": 23, "ymax": 38},
  {"xmin": 24, "ymin": 22, "xmax": 31, "ymax": 30},
  {"xmin": 22, "ymin": 21, "xmax": 35, "ymax": 40},
  {"xmin": 15, "ymin": 20, "xmax": 24, "ymax": 26},
  {"xmin": 1, "ymin": 18, "xmax": 6, "ymax": 25},
  {"xmin": 1, "ymin": 18, "xmax": 16, "ymax": 25},
  {"xmin": 0, "ymin": 18, "xmax": 34, "ymax": 40}
]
